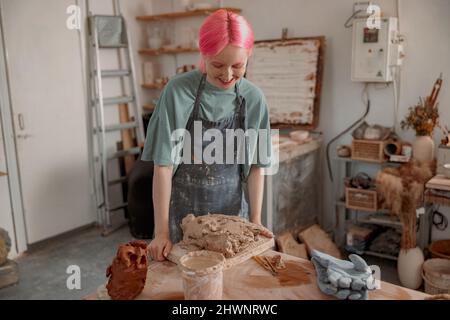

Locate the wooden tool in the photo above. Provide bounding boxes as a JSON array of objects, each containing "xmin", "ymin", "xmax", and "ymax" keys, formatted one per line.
[
  {"xmin": 252, "ymin": 255, "xmax": 278, "ymax": 276},
  {"xmin": 263, "ymin": 256, "xmax": 279, "ymax": 274}
]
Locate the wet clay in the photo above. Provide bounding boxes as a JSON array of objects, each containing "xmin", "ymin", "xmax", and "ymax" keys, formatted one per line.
[
  {"xmin": 183, "ymin": 257, "xmax": 221, "ymax": 270},
  {"xmin": 106, "ymin": 240, "xmax": 148, "ymax": 300},
  {"xmin": 180, "ymin": 214, "xmax": 272, "ymax": 258}
]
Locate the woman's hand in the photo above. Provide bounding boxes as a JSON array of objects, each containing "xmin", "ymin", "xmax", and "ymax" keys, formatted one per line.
[
  {"xmin": 148, "ymin": 234, "xmax": 172, "ymax": 261},
  {"xmin": 250, "ymin": 218, "xmax": 274, "ymax": 238}
]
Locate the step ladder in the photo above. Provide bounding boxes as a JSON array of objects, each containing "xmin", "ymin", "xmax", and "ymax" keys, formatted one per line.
[{"xmin": 86, "ymin": 2, "xmax": 145, "ymax": 236}]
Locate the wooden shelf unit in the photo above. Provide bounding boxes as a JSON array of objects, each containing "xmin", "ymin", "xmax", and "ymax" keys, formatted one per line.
[
  {"xmin": 137, "ymin": 7, "xmax": 241, "ymax": 110},
  {"xmin": 141, "ymin": 83, "xmax": 166, "ymax": 90},
  {"xmin": 138, "ymin": 47, "xmax": 199, "ymax": 56},
  {"xmin": 136, "ymin": 7, "xmax": 241, "ymax": 21},
  {"xmin": 143, "ymin": 104, "xmax": 156, "ymax": 112}
]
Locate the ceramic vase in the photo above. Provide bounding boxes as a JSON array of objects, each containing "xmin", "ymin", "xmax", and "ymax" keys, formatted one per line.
[
  {"xmin": 397, "ymin": 247, "xmax": 424, "ymax": 289},
  {"xmin": 412, "ymin": 135, "xmax": 435, "ymax": 161}
]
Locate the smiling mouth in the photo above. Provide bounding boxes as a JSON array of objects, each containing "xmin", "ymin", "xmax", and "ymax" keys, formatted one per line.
[{"xmin": 218, "ymin": 78, "xmax": 235, "ymax": 86}]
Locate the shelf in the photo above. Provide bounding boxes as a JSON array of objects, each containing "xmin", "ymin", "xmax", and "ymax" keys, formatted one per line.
[
  {"xmin": 356, "ymin": 216, "xmax": 402, "ymax": 228},
  {"xmin": 345, "ymin": 246, "xmax": 398, "ymax": 261},
  {"xmin": 335, "ymin": 157, "xmax": 402, "ymax": 166},
  {"xmin": 143, "ymin": 104, "xmax": 156, "ymax": 112},
  {"xmin": 136, "ymin": 7, "xmax": 242, "ymax": 21},
  {"xmin": 138, "ymin": 47, "xmax": 199, "ymax": 56},
  {"xmin": 0, "ymin": 171, "xmax": 7, "ymax": 177},
  {"xmin": 363, "ymin": 250, "xmax": 398, "ymax": 261},
  {"xmin": 335, "ymin": 200, "xmax": 390, "ymax": 215},
  {"xmin": 141, "ymin": 83, "xmax": 165, "ymax": 90}
]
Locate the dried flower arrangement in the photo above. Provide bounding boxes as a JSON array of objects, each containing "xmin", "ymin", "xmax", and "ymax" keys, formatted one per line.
[
  {"xmin": 401, "ymin": 75, "xmax": 442, "ymax": 137},
  {"xmin": 400, "ymin": 97, "xmax": 439, "ymax": 136},
  {"xmin": 376, "ymin": 160, "xmax": 436, "ymax": 249}
]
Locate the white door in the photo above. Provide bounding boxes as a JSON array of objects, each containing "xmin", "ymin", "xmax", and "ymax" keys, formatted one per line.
[
  {"xmin": 2, "ymin": 0, "xmax": 95, "ymax": 243},
  {"xmin": 0, "ymin": 123, "xmax": 17, "ymax": 256}
]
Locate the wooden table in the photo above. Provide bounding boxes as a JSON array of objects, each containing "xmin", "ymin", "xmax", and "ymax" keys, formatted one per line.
[{"xmin": 87, "ymin": 250, "xmax": 428, "ymax": 300}]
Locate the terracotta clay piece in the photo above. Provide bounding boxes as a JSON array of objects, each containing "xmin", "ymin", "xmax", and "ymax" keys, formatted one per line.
[
  {"xmin": 106, "ymin": 240, "xmax": 148, "ymax": 300},
  {"xmin": 180, "ymin": 214, "xmax": 273, "ymax": 258}
]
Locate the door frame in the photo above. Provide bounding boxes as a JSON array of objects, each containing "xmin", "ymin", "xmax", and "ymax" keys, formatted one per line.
[{"xmin": 0, "ymin": 0, "xmax": 28, "ymax": 254}]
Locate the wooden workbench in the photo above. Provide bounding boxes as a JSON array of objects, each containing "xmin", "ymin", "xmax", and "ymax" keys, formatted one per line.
[{"xmin": 87, "ymin": 250, "xmax": 428, "ymax": 300}]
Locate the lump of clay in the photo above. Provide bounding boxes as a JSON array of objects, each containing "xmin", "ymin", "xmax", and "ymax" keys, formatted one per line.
[
  {"xmin": 0, "ymin": 228, "xmax": 11, "ymax": 266},
  {"xmin": 180, "ymin": 214, "xmax": 273, "ymax": 258},
  {"xmin": 106, "ymin": 240, "xmax": 148, "ymax": 300}
]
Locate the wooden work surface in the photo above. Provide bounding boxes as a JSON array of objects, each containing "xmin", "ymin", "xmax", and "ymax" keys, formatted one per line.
[{"xmin": 87, "ymin": 250, "xmax": 428, "ymax": 300}]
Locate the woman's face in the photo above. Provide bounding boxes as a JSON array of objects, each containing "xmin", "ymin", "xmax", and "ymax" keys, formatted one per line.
[{"xmin": 204, "ymin": 44, "xmax": 249, "ymax": 90}]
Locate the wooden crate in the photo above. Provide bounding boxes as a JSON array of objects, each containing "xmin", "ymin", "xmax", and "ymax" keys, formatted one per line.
[
  {"xmin": 345, "ymin": 187, "xmax": 378, "ymax": 212},
  {"xmin": 0, "ymin": 260, "xmax": 19, "ymax": 289},
  {"xmin": 351, "ymin": 139, "xmax": 387, "ymax": 163}
]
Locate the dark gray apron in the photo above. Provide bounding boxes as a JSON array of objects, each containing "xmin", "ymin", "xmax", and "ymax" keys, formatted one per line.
[{"xmin": 168, "ymin": 74, "xmax": 249, "ymax": 243}]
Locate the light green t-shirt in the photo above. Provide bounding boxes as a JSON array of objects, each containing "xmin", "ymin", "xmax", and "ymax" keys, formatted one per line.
[{"xmin": 141, "ymin": 69, "xmax": 272, "ymax": 180}]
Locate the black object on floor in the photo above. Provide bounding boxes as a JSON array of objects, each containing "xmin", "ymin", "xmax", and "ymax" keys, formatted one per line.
[{"xmin": 127, "ymin": 160, "xmax": 154, "ymax": 239}]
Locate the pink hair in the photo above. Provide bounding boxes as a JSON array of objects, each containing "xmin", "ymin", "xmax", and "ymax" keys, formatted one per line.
[{"xmin": 198, "ymin": 9, "xmax": 254, "ymax": 71}]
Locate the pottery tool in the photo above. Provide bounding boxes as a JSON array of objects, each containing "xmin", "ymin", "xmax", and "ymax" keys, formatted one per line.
[
  {"xmin": 252, "ymin": 255, "xmax": 277, "ymax": 276},
  {"xmin": 263, "ymin": 256, "xmax": 279, "ymax": 274}
]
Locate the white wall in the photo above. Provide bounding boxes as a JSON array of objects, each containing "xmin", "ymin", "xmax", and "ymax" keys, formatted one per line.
[{"xmin": 150, "ymin": 0, "xmax": 450, "ymax": 239}]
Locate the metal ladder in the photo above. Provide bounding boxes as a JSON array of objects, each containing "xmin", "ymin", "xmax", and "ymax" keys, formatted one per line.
[{"xmin": 86, "ymin": 1, "xmax": 145, "ymax": 236}]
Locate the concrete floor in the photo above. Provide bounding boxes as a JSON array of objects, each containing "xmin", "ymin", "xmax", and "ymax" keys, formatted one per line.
[
  {"xmin": 0, "ymin": 225, "xmax": 133, "ymax": 300},
  {"xmin": 0, "ymin": 225, "xmax": 404, "ymax": 300}
]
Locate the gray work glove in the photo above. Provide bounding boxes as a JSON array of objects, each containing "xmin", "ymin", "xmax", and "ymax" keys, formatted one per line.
[{"xmin": 310, "ymin": 249, "xmax": 376, "ymax": 300}]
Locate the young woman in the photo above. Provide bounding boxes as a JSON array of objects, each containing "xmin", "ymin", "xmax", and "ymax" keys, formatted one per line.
[{"xmin": 142, "ymin": 9, "xmax": 272, "ymax": 261}]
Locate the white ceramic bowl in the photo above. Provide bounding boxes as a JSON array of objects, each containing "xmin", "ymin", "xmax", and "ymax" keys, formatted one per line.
[
  {"xmin": 289, "ymin": 130, "xmax": 309, "ymax": 143},
  {"xmin": 443, "ymin": 163, "xmax": 450, "ymax": 179}
]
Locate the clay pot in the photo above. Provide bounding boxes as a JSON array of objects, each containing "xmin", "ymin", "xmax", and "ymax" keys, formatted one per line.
[
  {"xmin": 398, "ymin": 247, "xmax": 424, "ymax": 289},
  {"xmin": 412, "ymin": 135, "xmax": 435, "ymax": 161}
]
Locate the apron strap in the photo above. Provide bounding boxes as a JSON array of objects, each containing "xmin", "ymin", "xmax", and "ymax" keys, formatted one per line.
[
  {"xmin": 235, "ymin": 82, "xmax": 248, "ymax": 182},
  {"xmin": 186, "ymin": 74, "xmax": 207, "ymax": 131},
  {"xmin": 192, "ymin": 74, "xmax": 207, "ymax": 121}
]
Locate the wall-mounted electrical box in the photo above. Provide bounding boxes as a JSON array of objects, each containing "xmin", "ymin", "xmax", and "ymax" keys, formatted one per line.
[{"xmin": 351, "ymin": 17, "xmax": 402, "ymax": 82}]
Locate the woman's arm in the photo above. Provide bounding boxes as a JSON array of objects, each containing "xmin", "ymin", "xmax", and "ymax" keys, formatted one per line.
[
  {"xmin": 247, "ymin": 165, "xmax": 265, "ymax": 225},
  {"xmin": 149, "ymin": 164, "xmax": 173, "ymax": 261}
]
